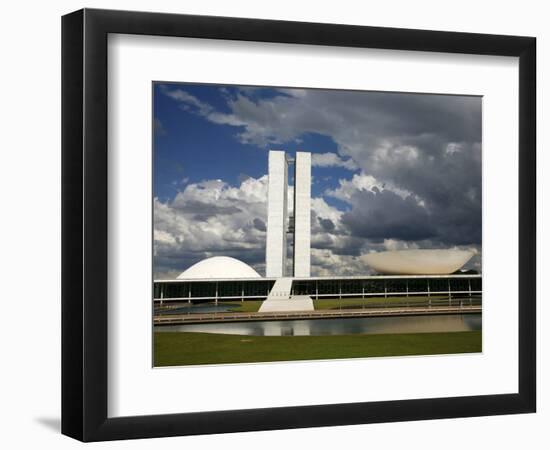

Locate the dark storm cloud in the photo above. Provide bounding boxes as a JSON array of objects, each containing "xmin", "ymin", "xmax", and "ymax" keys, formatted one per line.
[
  {"xmin": 168, "ymin": 87, "xmax": 481, "ymax": 248},
  {"xmin": 341, "ymin": 188, "xmax": 437, "ymax": 241},
  {"xmin": 372, "ymin": 143, "xmax": 481, "ymax": 246},
  {"xmin": 318, "ymin": 217, "xmax": 335, "ymax": 232},
  {"xmin": 190, "ymin": 88, "xmax": 481, "ymax": 152},
  {"xmin": 156, "ymin": 86, "xmax": 482, "ymax": 276},
  {"xmin": 314, "ymin": 93, "xmax": 482, "ymax": 248},
  {"xmin": 253, "ymin": 218, "xmax": 267, "ymax": 232},
  {"xmin": 311, "ymin": 233, "xmax": 364, "ymax": 256},
  {"xmin": 350, "ymin": 92, "xmax": 481, "ymax": 143}
]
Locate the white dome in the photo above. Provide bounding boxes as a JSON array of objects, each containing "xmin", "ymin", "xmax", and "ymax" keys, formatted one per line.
[
  {"xmin": 176, "ymin": 256, "xmax": 261, "ymax": 280},
  {"xmin": 364, "ymin": 249, "xmax": 474, "ymax": 275}
]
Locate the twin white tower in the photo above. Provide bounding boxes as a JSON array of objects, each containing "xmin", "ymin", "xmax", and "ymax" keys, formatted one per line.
[{"xmin": 265, "ymin": 150, "xmax": 311, "ymax": 278}]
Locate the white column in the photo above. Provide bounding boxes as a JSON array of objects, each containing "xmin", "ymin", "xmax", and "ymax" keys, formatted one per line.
[
  {"xmin": 266, "ymin": 150, "xmax": 288, "ymax": 277},
  {"xmin": 293, "ymin": 151, "xmax": 311, "ymax": 277}
]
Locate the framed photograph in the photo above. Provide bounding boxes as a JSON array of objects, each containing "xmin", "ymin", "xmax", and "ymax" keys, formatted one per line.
[{"xmin": 62, "ymin": 8, "xmax": 536, "ymax": 441}]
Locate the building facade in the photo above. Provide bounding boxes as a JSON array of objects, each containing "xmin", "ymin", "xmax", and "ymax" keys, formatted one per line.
[
  {"xmin": 265, "ymin": 151, "xmax": 289, "ymax": 277},
  {"xmin": 293, "ymin": 152, "xmax": 311, "ymax": 277},
  {"xmin": 265, "ymin": 150, "xmax": 311, "ymax": 277},
  {"xmin": 154, "ymin": 274, "xmax": 482, "ymax": 303}
]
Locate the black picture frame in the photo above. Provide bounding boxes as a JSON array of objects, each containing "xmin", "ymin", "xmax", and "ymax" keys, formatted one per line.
[{"xmin": 62, "ymin": 8, "xmax": 536, "ymax": 442}]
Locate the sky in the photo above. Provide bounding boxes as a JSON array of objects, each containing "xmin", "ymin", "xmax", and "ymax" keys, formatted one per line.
[{"xmin": 153, "ymin": 82, "xmax": 482, "ymax": 279}]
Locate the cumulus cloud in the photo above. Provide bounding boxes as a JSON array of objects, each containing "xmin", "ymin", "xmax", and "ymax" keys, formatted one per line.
[
  {"xmin": 154, "ymin": 176, "xmax": 268, "ymax": 277},
  {"xmin": 157, "ymin": 85, "xmax": 482, "ymax": 275},
  {"xmin": 159, "ymin": 85, "xmax": 213, "ymax": 116},
  {"xmin": 154, "ymin": 174, "xmax": 480, "ymax": 277},
  {"xmin": 327, "ymin": 172, "xmax": 415, "ymax": 202},
  {"xmin": 340, "ymin": 187, "xmax": 436, "ymax": 241},
  {"xmin": 154, "ymin": 174, "xmax": 360, "ymax": 278},
  {"xmin": 311, "ymin": 152, "xmax": 358, "ymax": 170},
  {"xmin": 161, "ymin": 86, "xmax": 480, "ymax": 150}
]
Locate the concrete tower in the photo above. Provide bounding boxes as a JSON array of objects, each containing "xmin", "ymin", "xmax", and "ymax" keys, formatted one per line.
[
  {"xmin": 265, "ymin": 151, "xmax": 288, "ymax": 277},
  {"xmin": 265, "ymin": 150, "xmax": 311, "ymax": 277},
  {"xmin": 293, "ymin": 152, "xmax": 311, "ymax": 277}
]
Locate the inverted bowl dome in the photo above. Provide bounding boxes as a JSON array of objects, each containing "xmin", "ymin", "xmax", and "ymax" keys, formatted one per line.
[
  {"xmin": 177, "ymin": 256, "xmax": 261, "ymax": 280},
  {"xmin": 364, "ymin": 249, "xmax": 474, "ymax": 275}
]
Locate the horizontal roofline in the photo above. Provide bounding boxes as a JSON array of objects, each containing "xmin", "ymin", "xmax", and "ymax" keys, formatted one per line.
[{"xmin": 154, "ymin": 274, "xmax": 481, "ymax": 283}]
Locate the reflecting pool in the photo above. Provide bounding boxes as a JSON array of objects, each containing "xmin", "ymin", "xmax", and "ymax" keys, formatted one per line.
[{"xmin": 155, "ymin": 313, "xmax": 481, "ymax": 336}]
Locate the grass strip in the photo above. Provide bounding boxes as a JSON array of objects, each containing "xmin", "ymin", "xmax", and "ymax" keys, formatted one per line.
[{"xmin": 154, "ymin": 330, "xmax": 481, "ymax": 366}]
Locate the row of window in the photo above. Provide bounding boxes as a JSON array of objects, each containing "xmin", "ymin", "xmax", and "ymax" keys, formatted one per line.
[
  {"xmin": 154, "ymin": 277, "xmax": 482, "ymax": 300},
  {"xmin": 154, "ymin": 280, "xmax": 276, "ymax": 299},
  {"xmin": 291, "ymin": 277, "xmax": 481, "ymax": 296}
]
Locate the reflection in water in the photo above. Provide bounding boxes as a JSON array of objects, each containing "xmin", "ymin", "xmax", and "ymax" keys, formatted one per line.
[{"xmin": 156, "ymin": 314, "xmax": 481, "ymax": 336}]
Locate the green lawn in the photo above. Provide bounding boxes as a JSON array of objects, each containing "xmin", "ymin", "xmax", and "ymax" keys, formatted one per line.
[
  {"xmin": 313, "ymin": 296, "xmax": 449, "ymax": 310},
  {"xmin": 217, "ymin": 300, "xmax": 262, "ymax": 312},
  {"xmin": 157, "ymin": 296, "xmax": 477, "ymax": 315},
  {"xmin": 157, "ymin": 301, "xmax": 263, "ymax": 314},
  {"xmin": 154, "ymin": 330, "xmax": 481, "ymax": 366}
]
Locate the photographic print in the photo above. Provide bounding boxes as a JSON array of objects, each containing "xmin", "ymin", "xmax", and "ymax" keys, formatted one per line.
[{"xmin": 152, "ymin": 83, "xmax": 482, "ymax": 367}]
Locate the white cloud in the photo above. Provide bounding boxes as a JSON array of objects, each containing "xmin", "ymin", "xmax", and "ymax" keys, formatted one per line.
[
  {"xmin": 311, "ymin": 197, "xmax": 343, "ymax": 224},
  {"xmin": 277, "ymin": 88, "xmax": 308, "ymax": 98},
  {"xmin": 311, "ymin": 152, "xmax": 358, "ymax": 170},
  {"xmin": 383, "ymin": 239, "xmax": 419, "ymax": 251},
  {"xmin": 311, "ymin": 249, "xmax": 370, "ymax": 277},
  {"xmin": 154, "ymin": 173, "xmax": 375, "ymax": 278},
  {"xmin": 157, "ymin": 86, "xmax": 482, "ymax": 274},
  {"xmin": 154, "ymin": 173, "xmax": 481, "ymax": 278},
  {"xmin": 445, "ymin": 142, "xmax": 463, "ymax": 155},
  {"xmin": 159, "ymin": 85, "xmax": 213, "ymax": 116},
  {"xmin": 326, "ymin": 172, "xmax": 415, "ymax": 202},
  {"xmin": 154, "ymin": 176, "xmax": 269, "ymax": 277}
]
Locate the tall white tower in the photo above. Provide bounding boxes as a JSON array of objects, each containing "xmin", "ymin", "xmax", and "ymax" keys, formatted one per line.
[
  {"xmin": 265, "ymin": 151, "xmax": 288, "ymax": 277},
  {"xmin": 293, "ymin": 152, "xmax": 311, "ymax": 277},
  {"xmin": 265, "ymin": 150, "xmax": 311, "ymax": 277}
]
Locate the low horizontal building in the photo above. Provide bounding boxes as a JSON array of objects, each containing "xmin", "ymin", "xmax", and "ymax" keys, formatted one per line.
[
  {"xmin": 154, "ymin": 274, "xmax": 481, "ymax": 303},
  {"xmin": 154, "ymin": 151, "xmax": 482, "ymax": 313}
]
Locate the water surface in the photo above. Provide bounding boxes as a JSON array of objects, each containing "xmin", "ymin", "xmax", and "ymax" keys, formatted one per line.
[{"xmin": 155, "ymin": 313, "xmax": 481, "ymax": 336}]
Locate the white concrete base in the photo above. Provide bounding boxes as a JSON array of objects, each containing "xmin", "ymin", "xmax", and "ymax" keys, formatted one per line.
[
  {"xmin": 259, "ymin": 279, "xmax": 314, "ymax": 312},
  {"xmin": 259, "ymin": 295, "xmax": 314, "ymax": 313},
  {"xmin": 265, "ymin": 277, "xmax": 293, "ymax": 300}
]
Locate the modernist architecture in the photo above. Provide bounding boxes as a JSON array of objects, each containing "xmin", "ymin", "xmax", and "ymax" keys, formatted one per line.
[
  {"xmin": 364, "ymin": 249, "xmax": 474, "ymax": 275},
  {"xmin": 265, "ymin": 150, "xmax": 311, "ymax": 278},
  {"xmin": 177, "ymin": 256, "xmax": 261, "ymax": 280},
  {"xmin": 154, "ymin": 274, "xmax": 482, "ymax": 305},
  {"xmin": 154, "ymin": 149, "xmax": 480, "ymax": 312}
]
